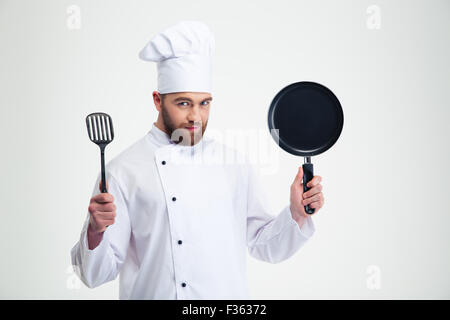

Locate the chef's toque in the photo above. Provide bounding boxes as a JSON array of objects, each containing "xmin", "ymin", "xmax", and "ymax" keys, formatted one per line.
[{"xmin": 139, "ymin": 20, "xmax": 215, "ymax": 94}]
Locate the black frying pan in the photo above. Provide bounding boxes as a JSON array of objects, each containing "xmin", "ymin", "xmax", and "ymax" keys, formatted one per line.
[{"xmin": 268, "ymin": 81, "xmax": 344, "ymax": 214}]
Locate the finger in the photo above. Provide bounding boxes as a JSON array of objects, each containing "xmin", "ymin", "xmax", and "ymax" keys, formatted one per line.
[
  {"xmin": 88, "ymin": 203, "xmax": 115, "ymax": 214},
  {"xmin": 96, "ymin": 202, "xmax": 116, "ymax": 212},
  {"xmin": 95, "ymin": 212, "xmax": 116, "ymax": 220},
  {"xmin": 89, "ymin": 209, "xmax": 116, "ymax": 219},
  {"xmin": 306, "ymin": 175, "xmax": 322, "ymax": 188},
  {"xmin": 98, "ymin": 224, "xmax": 110, "ymax": 233},
  {"xmin": 318, "ymin": 193, "xmax": 325, "ymax": 208},
  {"xmin": 303, "ymin": 184, "xmax": 322, "ymax": 199},
  {"xmin": 94, "ymin": 193, "xmax": 114, "ymax": 203},
  {"xmin": 92, "ymin": 193, "xmax": 114, "ymax": 203},
  {"xmin": 309, "ymin": 200, "xmax": 322, "ymax": 209},
  {"xmin": 302, "ymin": 193, "xmax": 321, "ymax": 206},
  {"xmin": 293, "ymin": 166, "xmax": 303, "ymax": 184},
  {"xmin": 309, "ymin": 194, "xmax": 324, "ymax": 209},
  {"xmin": 93, "ymin": 216, "xmax": 115, "ymax": 224},
  {"xmin": 292, "ymin": 166, "xmax": 304, "ymax": 193}
]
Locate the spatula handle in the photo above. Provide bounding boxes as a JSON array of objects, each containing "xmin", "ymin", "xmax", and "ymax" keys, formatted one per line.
[
  {"xmin": 100, "ymin": 147, "xmax": 107, "ymax": 193},
  {"xmin": 302, "ymin": 162, "xmax": 315, "ymax": 215}
]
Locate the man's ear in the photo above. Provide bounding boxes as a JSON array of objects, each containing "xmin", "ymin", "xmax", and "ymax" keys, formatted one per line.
[{"xmin": 153, "ymin": 91, "xmax": 162, "ymax": 112}]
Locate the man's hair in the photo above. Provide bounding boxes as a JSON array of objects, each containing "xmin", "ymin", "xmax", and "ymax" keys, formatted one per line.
[{"xmin": 159, "ymin": 93, "xmax": 167, "ymax": 103}]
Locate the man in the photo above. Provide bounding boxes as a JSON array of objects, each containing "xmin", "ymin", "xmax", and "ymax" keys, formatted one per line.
[{"xmin": 71, "ymin": 21, "xmax": 324, "ymax": 300}]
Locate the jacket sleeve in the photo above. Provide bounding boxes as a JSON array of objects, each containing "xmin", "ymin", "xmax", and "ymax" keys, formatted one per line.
[
  {"xmin": 246, "ymin": 164, "xmax": 315, "ymax": 264},
  {"xmin": 70, "ymin": 172, "xmax": 131, "ymax": 288}
]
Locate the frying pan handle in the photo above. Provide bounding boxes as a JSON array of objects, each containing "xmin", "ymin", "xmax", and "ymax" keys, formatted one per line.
[{"xmin": 302, "ymin": 163, "xmax": 315, "ymax": 215}]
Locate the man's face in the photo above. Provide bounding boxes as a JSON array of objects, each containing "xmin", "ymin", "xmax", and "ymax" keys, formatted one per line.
[{"xmin": 154, "ymin": 91, "xmax": 212, "ymax": 146}]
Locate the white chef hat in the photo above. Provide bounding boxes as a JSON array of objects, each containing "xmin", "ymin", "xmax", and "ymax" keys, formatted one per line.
[{"xmin": 139, "ymin": 20, "xmax": 215, "ymax": 94}]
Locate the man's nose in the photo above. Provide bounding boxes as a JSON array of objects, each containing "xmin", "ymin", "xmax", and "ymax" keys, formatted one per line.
[{"xmin": 187, "ymin": 105, "xmax": 201, "ymax": 122}]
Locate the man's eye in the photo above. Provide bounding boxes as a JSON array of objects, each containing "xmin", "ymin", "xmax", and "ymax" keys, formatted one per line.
[
  {"xmin": 178, "ymin": 102, "xmax": 189, "ymax": 106},
  {"xmin": 201, "ymin": 101, "xmax": 210, "ymax": 106}
]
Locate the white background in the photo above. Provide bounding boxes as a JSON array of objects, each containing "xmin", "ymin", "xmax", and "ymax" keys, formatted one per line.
[{"xmin": 0, "ymin": 0, "xmax": 449, "ymax": 299}]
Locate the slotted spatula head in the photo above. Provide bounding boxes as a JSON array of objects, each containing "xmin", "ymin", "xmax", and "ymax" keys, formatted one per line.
[{"xmin": 86, "ymin": 112, "xmax": 114, "ymax": 147}]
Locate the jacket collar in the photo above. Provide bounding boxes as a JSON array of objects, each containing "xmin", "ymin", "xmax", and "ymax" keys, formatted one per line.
[{"xmin": 148, "ymin": 122, "xmax": 175, "ymax": 147}]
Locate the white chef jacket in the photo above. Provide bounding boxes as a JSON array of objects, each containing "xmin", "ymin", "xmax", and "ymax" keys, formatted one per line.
[{"xmin": 71, "ymin": 123, "xmax": 315, "ymax": 299}]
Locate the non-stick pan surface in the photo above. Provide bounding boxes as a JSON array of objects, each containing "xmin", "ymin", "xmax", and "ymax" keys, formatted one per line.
[{"xmin": 268, "ymin": 81, "xmax": 343, "ymax": 157}]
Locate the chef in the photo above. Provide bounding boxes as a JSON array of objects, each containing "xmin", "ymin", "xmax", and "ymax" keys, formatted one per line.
[{"xmin": 71, "ymin": 20, "xmax": 325, "ymax": 300}]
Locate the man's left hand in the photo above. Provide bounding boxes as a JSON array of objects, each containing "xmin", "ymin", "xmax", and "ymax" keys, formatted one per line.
[{"xmin": 290, "ymin": 166, "xmax": 324, "ymax": 222}]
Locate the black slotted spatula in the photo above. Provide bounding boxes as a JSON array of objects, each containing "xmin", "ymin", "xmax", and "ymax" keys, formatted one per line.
[{"xmin": 86, "ymin": 112, "xmax": 114, "ymax": 193}]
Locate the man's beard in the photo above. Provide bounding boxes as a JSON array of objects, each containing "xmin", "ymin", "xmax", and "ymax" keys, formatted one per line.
[{"xmin": 161, "ymin": 104, "xmax": 207, "ymax": 146}]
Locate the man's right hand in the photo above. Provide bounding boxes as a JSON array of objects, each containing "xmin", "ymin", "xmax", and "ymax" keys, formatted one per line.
[{"xmin": 88, "ymin": 180, "xmax": 116, "ymax": 239}]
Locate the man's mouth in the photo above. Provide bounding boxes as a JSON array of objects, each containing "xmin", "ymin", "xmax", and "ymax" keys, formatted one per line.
[{"xmin": 185, "ymin": 126, "xmax": 200, "ymax": 131}]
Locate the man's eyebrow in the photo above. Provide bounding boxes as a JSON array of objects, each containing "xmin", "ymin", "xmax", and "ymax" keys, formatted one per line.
[{"xmin": 173, "ymin": 96, "xmax": 213, "ymax": 103}]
